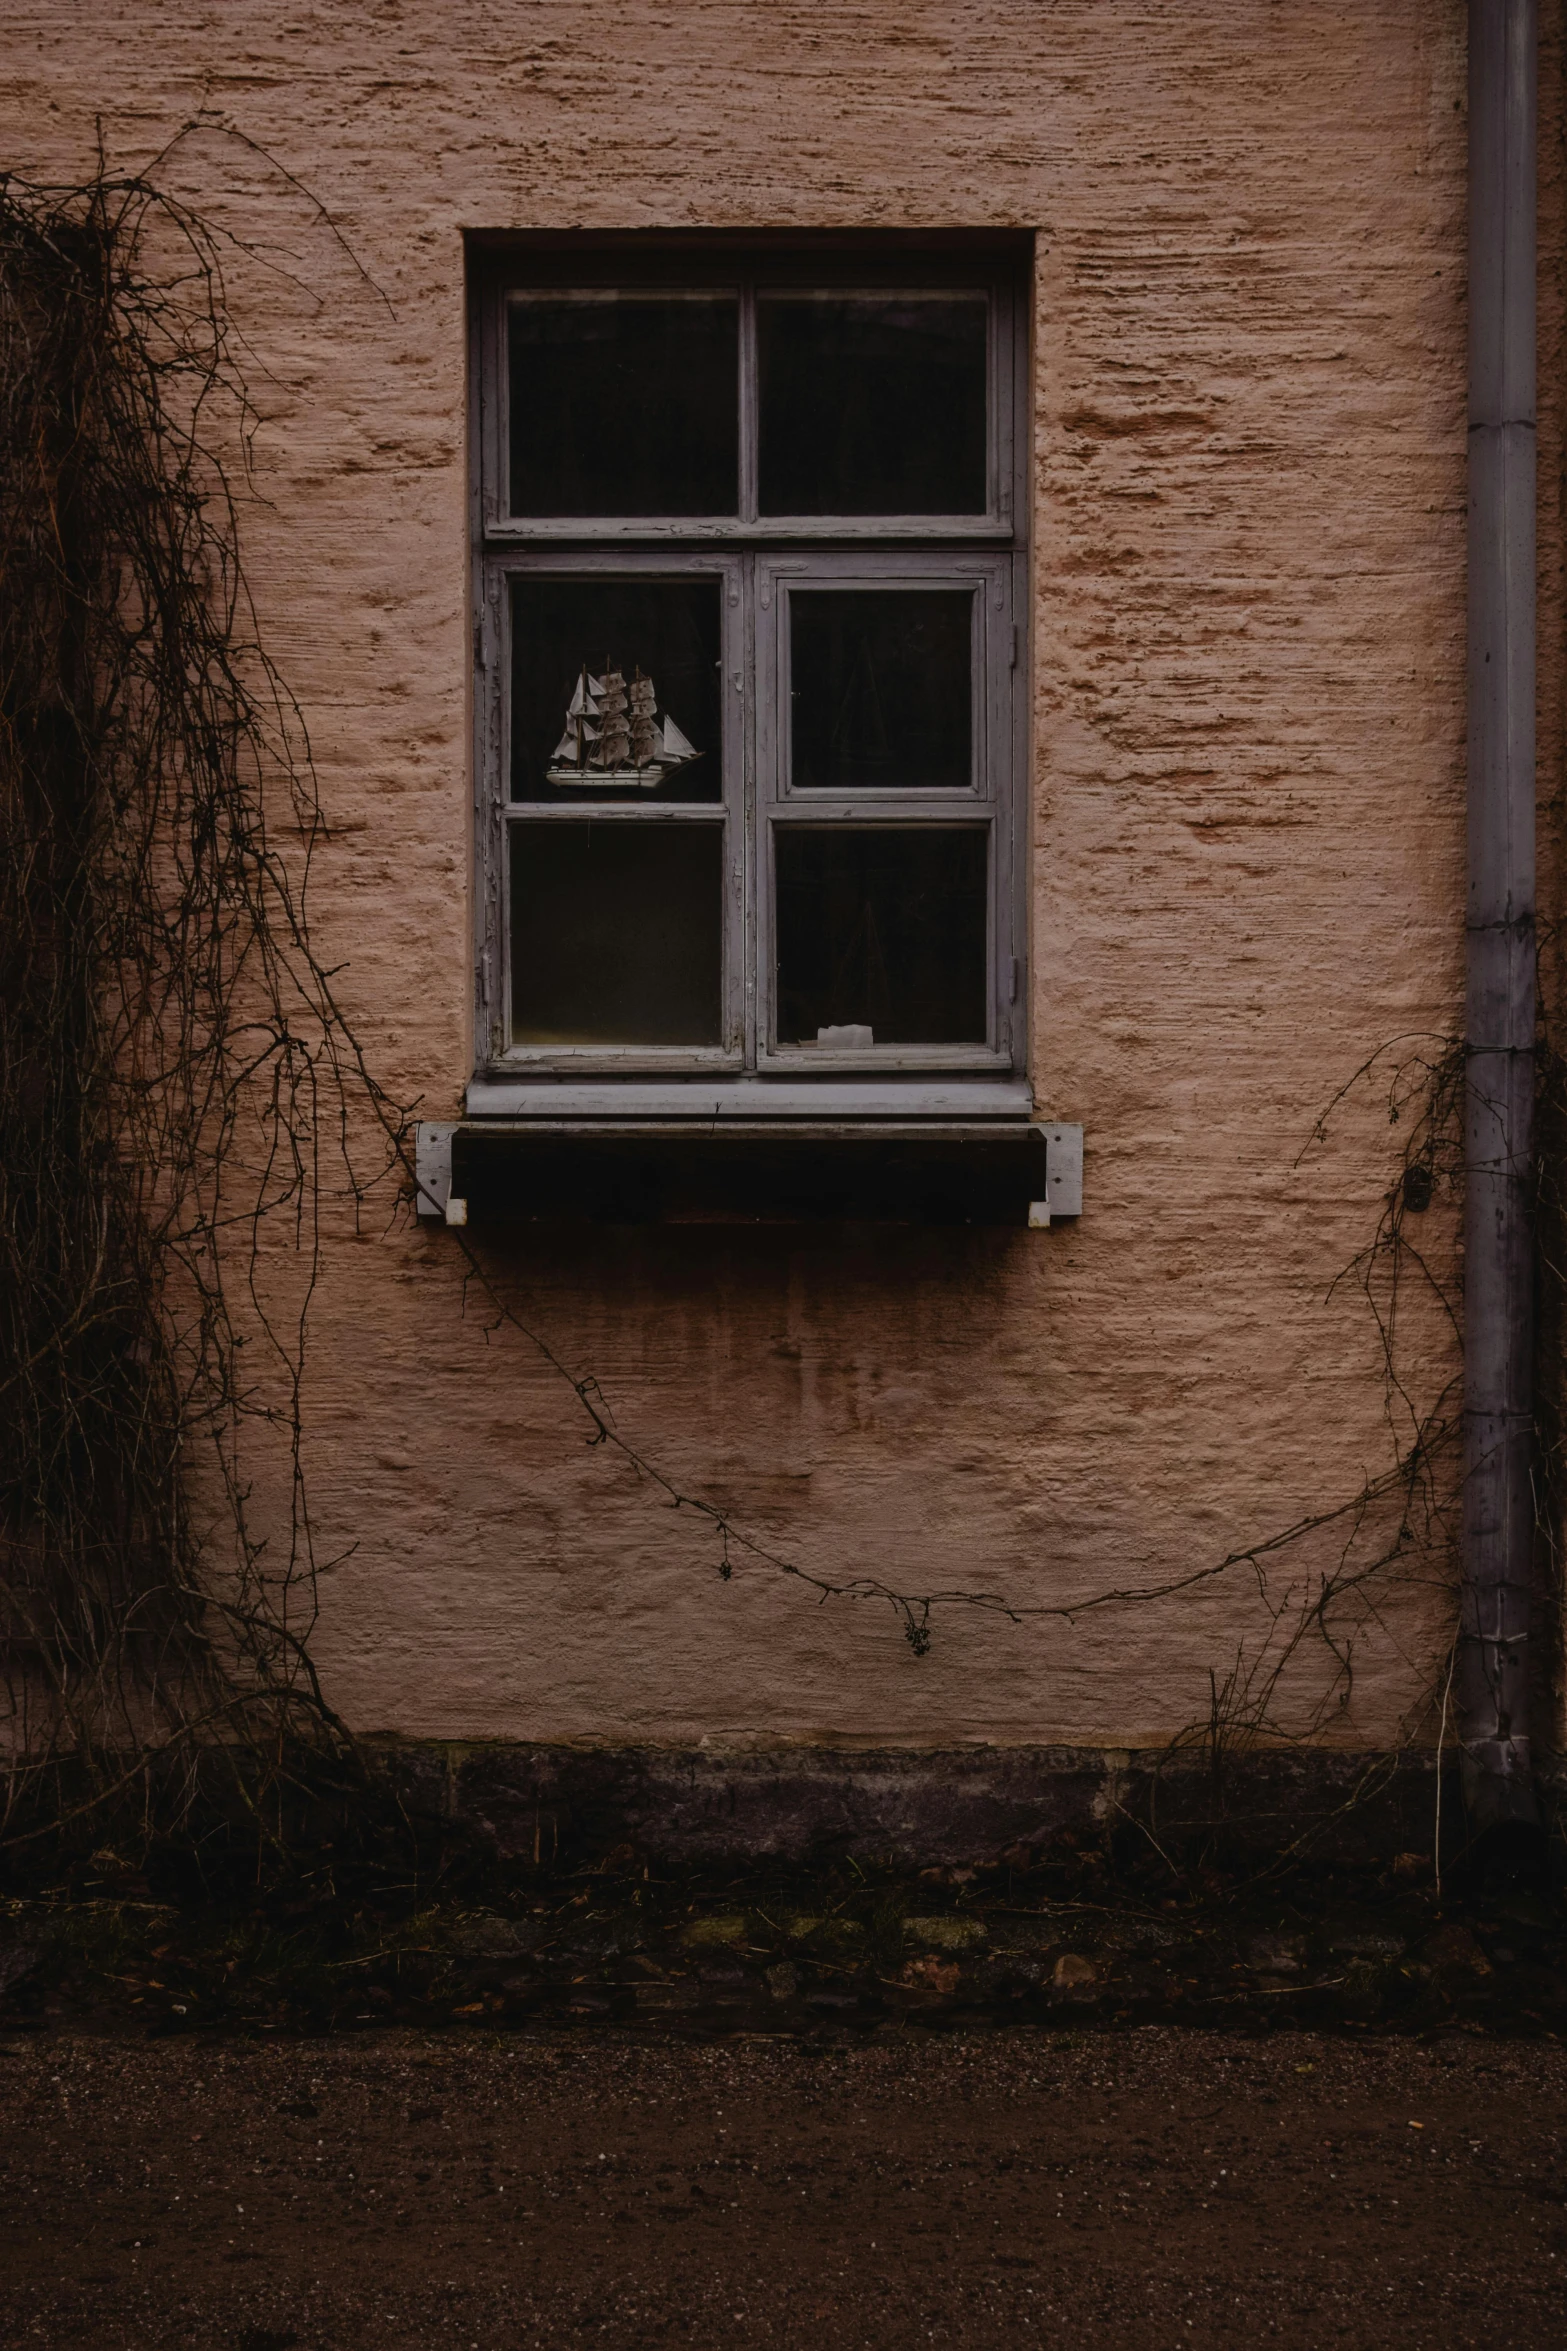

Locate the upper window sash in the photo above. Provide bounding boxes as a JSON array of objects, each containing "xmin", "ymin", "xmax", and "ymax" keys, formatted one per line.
[{"xmin": 477, "ymin": 268, "xmax": 1021, "ymax": 540}]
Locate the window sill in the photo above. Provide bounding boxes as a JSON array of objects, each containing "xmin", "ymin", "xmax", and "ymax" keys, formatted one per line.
[
  {"xmin": 418, "ymin": 1085, "xmax": 1081, "ymax": 1227},
  {"xmin": 464, "ymin": 1075, "xmax": 1034, "ymax": 1122}
]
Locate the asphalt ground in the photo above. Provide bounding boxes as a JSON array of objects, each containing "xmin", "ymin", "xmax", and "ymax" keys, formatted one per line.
[{"xmin": 3, "ymin": 2026, "xmax": 1564, "ymax": 2350}]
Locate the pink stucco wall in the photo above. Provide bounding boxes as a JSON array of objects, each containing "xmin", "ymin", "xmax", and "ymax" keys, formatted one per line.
[{"xmin": 3, "ymin": 2, "xmax": 1503, "ymax": 1753}]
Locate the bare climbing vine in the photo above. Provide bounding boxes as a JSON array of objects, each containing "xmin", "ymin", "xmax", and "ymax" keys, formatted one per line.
[{"xmin": 0, "ymin": 154, "xmax": 408, "ymax": 1862}]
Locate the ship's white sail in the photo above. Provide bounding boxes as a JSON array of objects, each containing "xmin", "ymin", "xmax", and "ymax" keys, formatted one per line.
[{"xmin": 551, "ymin": 720, "xmax": 598, "ymax": 760}]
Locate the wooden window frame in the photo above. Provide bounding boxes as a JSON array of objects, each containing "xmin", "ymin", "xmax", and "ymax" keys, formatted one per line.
[{"xmin": 469, "ymin": 238, "xmax": 1029, "ymax": 1101}]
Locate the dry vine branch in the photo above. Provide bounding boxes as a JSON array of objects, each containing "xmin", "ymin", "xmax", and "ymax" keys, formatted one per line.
[{"xmin": 0, "ymin": 161, "xmax": 408, "ymax": 1860}]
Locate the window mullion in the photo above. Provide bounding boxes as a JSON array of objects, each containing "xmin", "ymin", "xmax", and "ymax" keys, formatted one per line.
[
  {"xmin": 738, "ymin": 282, "xmax": 759, "ymax": 526},
  {"xmin": 741, "ymin": 547, "xmax": 758, "ymax": 1067}
]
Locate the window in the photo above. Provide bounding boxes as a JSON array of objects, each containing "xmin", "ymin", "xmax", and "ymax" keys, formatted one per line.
[{"xmin": 470, "ymin": 242, "xmax": 1027, "ymax": 1104}]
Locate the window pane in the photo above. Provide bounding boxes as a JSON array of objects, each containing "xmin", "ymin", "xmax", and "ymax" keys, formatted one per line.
[
  {"xmin": 508, "ymin": 294, "xmax": 739, "ymax": 517},
  {"xmin": 511, "ymin": 823, "xmax": 723, "ymax": 1047},
  {"xmin": 774, "ymin": 827, "xmax": 988, "ymax": 1046},
  {"xmin": 790, "ymin": 589, "xmax": 973, "ymax": 791},
  {"xmin": 758, "ymin": 293, "xmax": 987, "ymax": 515},
  {"xmin": 511, "ymin": 577, "xmax": 722, "ymax": 803}
]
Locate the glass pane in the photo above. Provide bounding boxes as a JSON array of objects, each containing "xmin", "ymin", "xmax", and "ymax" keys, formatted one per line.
[
  {"xmin": 511, "ymin": 823, "xmax": 723, "ymax": 1047},
  {"xmin": 790, "ymin": 590, "xmax": 973, "ymax": 791},
  {"xmin": 508, "ymin": 294, "xmax": 739, "ymax": 517},
  {"xmin": 511, "ymin": 577, "xmax": 722, "ymax": 803},
  {"xmin": 774, "ymin": 827, "xmax": 988, "ymax": 1046},
  {"xmin": 758, "ymin": 292, "xmax": 987, "ymax": 515}
]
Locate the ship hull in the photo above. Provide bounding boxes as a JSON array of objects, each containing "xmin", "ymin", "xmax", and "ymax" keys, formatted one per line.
[{"xmin": 544, "ymin": 764, "xmax": 667, "ymax": 791}]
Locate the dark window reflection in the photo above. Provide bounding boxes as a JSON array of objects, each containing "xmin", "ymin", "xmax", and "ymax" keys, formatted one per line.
[
  {"xmin": 790, "ymin": 590, "xmax": 973, "ymax": 790},
  {"xmin": 509, "ymin": 295, "xmax": 739, "ymax": 517},
  {"xmin": 511, "ymin": 578, "xmax": 722, "ymax": 802},
  {"xmin": 775, "ymin": 827, "xmax": 988, "ymax": 1045},
  {"xmin": 511, "ymin": 822, "xmax": 723, "ymax": 1046},
  {"xmin": 758, "ymin": 293, "xmax": 988, "ymax": 516}
]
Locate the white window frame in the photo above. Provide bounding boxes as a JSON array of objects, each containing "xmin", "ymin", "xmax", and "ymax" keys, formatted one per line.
[{"xmin": 469, "ymin": 240, "xmax": 1030, "ymax": 1105}]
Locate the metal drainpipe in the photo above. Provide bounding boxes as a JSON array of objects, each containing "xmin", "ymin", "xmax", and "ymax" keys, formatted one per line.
[{"xmin": 1460, "ymin": 0, "xmax": 1538, "ymax": 1832}]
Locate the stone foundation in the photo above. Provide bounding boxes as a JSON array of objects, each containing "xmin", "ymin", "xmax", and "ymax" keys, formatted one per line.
[{"xmin": 376, "ymin": 1741, "xmax": 1499, "ymax": 1874}]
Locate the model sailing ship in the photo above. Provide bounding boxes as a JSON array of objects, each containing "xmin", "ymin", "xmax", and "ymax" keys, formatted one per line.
[{"xmin": 547, "ymin": 664, "xmax": 700, "ymax": 789}]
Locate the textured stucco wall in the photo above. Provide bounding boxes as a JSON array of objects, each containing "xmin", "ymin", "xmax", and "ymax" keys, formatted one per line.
[{"xmin": 2, "ymin": 1, "xmax": 1501, "ymax": 1753}]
